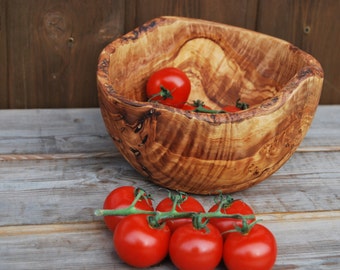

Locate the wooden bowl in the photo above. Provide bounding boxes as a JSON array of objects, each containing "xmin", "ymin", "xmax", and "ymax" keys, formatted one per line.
[{"xmin": 97, "ymin": 16, "xmax": 323, "ymax": 194}]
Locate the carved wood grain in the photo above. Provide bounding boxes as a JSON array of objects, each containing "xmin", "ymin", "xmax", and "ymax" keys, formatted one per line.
[{"xmin": 97, "ymin": 16, "xmax": 324, "ymax": 194}]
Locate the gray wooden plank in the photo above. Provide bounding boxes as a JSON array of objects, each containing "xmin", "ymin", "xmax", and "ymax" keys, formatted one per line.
[
  {"xmin": 299, "ymin": 105, "xmax": 340, "ymax": 149},
  {"xmin": 0, "ymin": 106, "xmax": 339, "ymax": 270},
  {"xmin": 0, "ymin": 106, "xmax": 339, "ymax": 155},
  {"xmin": 1, "ymin": 215, "xmax": 339, "ymax": 270},
  {"xmin": 263, "ymin": 215, "xmax": 340, "ymax": 270},
  {"xmin": 0, "ymin": 109, "xmax": 114, "ymax": 154},
  {"xmin": 1, "ymin": 150, "xmax": 339, "ymax": 227},
  {"xmin": 0, "ymin": 222, "xmax": 174, "ymax": 270}
]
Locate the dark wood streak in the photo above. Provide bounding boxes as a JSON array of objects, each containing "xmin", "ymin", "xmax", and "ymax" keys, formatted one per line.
[{"xmin": 121, "ymin": 19, "xmax": 158, "ymax": 42}]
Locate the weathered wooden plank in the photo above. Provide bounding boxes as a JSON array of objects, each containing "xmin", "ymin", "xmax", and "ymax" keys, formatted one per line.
[
  {"xmin": 1, "ymin": 213, "xmax": 339, "ymax": 270},
  {"xmin": 197, "ymin": 0, "xmax": 258, "ymax": 29},
  {"xmin": 124, "ymin": 0, "xmax": 258, "ymax": 32},
  {"xmin": 5, "ymin": 0, "xmax": 125, "ymax": 108},
  {"xmin": 0, "ymin": 150, "xmax": 339, "ymax": 227},
  {"xmin": 0, "ymin": 152, "xmax": 118, "ymax": 161},
  {"xmin": 0, "ymin": 0, "xmax": 8, "ymax": 108},
  {"xmin": 299, "ymin": 105, "xmax": 340, "ymax": 149},
  {"xmin": 0, "ymin": 156, "xmax": 151, "ymax": 227},
  {"xmin": 257, "ymin": 0, "xmax": 340, "ymax": 104},
  {"xmin": 1, "ymin": 0, "xmax": 339, "ymax": 109},
  {"xmin": 0, "ymin": 106, "xmax": 339, "ymax": 156},
  {"xmin": 0, "ymin": 107, "xmax": 339, "ymax": 270},
  {"xmin": 237, "ymin": 151, "xmax": 340, "ymax": 213},
  {"xmin": 0, "ymin": 109, "xmax": 114, "ymax": 154},
  {"xmin": 263, "ymin": 215, "xmax": 340, "ymax": 270}
]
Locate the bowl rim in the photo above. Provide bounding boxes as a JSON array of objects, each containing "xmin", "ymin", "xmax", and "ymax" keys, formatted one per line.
[{"xmin": 97, "ymin": 16, "xmax": 324, "ymax": 124}]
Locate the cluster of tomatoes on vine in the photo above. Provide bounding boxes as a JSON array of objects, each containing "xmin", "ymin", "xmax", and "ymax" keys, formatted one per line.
[
  {"xmin": 95, "ymin": 186, "xmax": 277, "ymax": 270},
  {"xmin": 146, "ymin": 67, "xmax": 249, "ymax": 113}
]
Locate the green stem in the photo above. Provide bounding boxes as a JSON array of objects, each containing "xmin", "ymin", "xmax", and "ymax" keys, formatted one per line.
[
  {"xmin": 236, "ymin": 98, "xmax": 249, "ymax": 110},
  {"xmin": 95, "ymin": 207, "xmax": 255, "ymax": 221},
  {"xmin": 94, "ymin": 188, "xmax": 151, "ymax": 217},
  {"xmin": 94, "ymin": 207, "xmax": 154, "ymax": 217},
  {"xmin": 193, "ymin": 106, "xmax": 226, "ymax": 114},
  {"xmin": 147, "ymin": 85, "xmax": 174, "ymax": 102},
  {"xmin": 227, "ymin": 219, "xmax": 261, "ymax": 235},
  {"xmin": 94, "ymin": 190, "xmax": 255, "ymax": 228},
  {"xmin": 192, "ymin": 213, "xmax": 210, "ymax": 231}
]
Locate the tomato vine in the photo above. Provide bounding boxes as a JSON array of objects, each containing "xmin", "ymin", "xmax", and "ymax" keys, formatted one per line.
[
  {"xmin": 95, "ymin": 187, "xmax": 277, "ymax": 269},
  {"xmin": 95, "ymin": 189, "xmax": 255, "ymax": 229}
]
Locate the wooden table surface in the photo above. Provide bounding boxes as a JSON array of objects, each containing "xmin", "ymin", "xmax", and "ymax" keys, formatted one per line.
[{"xmin": 0, "ymin": 105, "xmax": 339, "ymax": 269}]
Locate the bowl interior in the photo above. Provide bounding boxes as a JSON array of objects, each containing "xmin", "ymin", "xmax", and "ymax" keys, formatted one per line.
[{"xmin": 105, "ymin": 17, "xmax": 308, "ymax": 110}]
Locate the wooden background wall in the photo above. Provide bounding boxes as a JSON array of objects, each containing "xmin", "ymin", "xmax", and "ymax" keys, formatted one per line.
[{"xmin": 0, "ymin": 0, "xmax": 339, "ymax": 109}]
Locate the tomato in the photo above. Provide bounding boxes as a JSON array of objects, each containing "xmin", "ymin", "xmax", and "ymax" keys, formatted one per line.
[
  {"xmin": 182, "ymin": 103, "xmax": 201, "ymax": 110},
  {"xmin": 223, "ymin": 224, "xmax": 277, "ymax": 270},
  {"xmin": 208, "ymin": 199, "xmax": 255, "ymax": 239},
  {"xmin": 169, "ymin": 223, "xmax": 223, "ymax": 270},
  {"xmin": 113, "ymin": 214, "xmax": 171, "ymax": 268},
  {"xmin": 156, "ymin": 193, "xmax": 205, "ymax": 232},
  {"xmin": 223, "ymin": 105, "xmax": 241, "ymax": 112},
  {"xmin": 103, "ymin": 186, "xmax": 153, "ymax": 231},
  {"xmin": 146, "ymin": 67, "xmax": 191, "ymax": 108}
]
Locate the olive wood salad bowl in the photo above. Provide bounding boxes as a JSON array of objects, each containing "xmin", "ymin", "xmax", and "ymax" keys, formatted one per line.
[{"xmin": 97, "ymin": 16, "xmax": 323, "ymax": 195}]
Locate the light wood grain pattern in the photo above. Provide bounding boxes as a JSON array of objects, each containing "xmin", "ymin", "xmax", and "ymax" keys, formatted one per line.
[
  {"xmin": 0, "ymin": 106, "xmax": 339, "ymax": 269},
  {"xmin": 98, "ymin": 16, "xmax": 323, "ymax": 194}
]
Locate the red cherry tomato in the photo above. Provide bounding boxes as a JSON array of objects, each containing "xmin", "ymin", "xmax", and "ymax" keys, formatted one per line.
[
  {"xmin": 103, "ymin": 186, "xmax": 153, "ymax": 231},
  {"xmin": 223, "ymin": 224, "xmax": 277, "ymax": 270},
  {"xmin": 113, "ymin": 214, "xmax": 171, "ymax": 268},
  {"xmin": 156, "ymin": 194, "xmax": 205, "ymax": 232},
  {"xmin": 169, "ymin": 223, "xmax": 223, "ymax": 270},
  {"xmin": 223, "ymin": 105, "xmax": 241, "ymax": 112},
  {"xmin": 208, "ymin": 199, "xmax": 255, "ymax": 239},
  {"xmin": 146, "ymin": 67, "xmax": 191, "ymax": 108}
]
